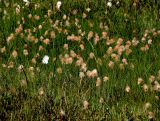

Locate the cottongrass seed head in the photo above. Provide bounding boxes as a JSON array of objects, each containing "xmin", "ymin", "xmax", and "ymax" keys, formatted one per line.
[{"xmin": 42, "ymin": 55, "xmax": 49, "ymax": 64}]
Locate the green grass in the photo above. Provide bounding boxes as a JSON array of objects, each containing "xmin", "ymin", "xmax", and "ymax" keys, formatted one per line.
[{"xmin": 0, "ymin": 0, "xmax": 160, "ymax": 120}]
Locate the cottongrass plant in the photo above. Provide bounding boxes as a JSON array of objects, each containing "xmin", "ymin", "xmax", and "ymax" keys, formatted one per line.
[{"xmin": 0, "ymin": 0, "xmax": 160, "ymax": 120}]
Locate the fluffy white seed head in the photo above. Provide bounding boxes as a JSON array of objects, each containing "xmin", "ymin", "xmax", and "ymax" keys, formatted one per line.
[
  {"xmin": 107, "ymin": 2, "xmax": 112, "ymax": 7},
  {"xmin": 42, "ymin": 55, "xmax": 49, "ymax": 64},
  {"xmin": 56, "ymin": 1, "xmax": 62, "ymax": 10}
]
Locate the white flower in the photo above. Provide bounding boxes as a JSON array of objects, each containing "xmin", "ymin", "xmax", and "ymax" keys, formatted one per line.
[
  {"xmin": 23, "ymin": 0, "xmax": 30, "ymax": 7},
  {"xmin": 23, "ymin": 0, "xmax": 29, "ymax": 3},
  {"xmin": 107, "ymin": 1, "xmax": 112, "ymax": 7},
  {"xmin": 86, "ymin": 8, "xmax": 91, "ymax": 12},
  {"xmin": 125, "ymin": 85, "xmax": 130, "ymax": 93},
  {"xmin": 148, "ymin": 39, "xmax": 152, "ymax": 44},
  {"xmin": 56, "ymin": 1, "xmax": 62, "ymax": 10},
  {"xmin": 16, "ymin": 5, "xmax": 20, "ymax": 14},
  {"xmin": 83, "ymin": 100, "xmax": 89, "ymax": 109},
  {"xmin": 116, "ymin": 1, "xmax": 120, "ymax": 5},
  {"xmin": 60, "ymin": 109, "xmax": 65, "ymax": 116},
  {"xmin": 42, "ymin": 55, "xmax": 49, "ymax": 64}
]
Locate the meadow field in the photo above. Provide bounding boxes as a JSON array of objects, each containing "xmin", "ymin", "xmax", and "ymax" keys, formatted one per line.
[{"xmin": 0, "ymin": 0, "xmax": 160, "ymax": 120}]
